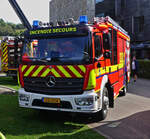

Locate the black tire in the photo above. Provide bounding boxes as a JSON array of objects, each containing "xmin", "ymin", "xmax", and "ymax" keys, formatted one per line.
[{"xmin": 94, "ymin": 87, "xmax": 109, "ymax": 121}]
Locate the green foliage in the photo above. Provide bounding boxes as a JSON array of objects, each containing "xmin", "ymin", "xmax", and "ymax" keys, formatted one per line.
[
  {"xmin": 0, "ymin": 77, "xmax": 19, "ymax": 90},
  {"xmin": 0, "ymin": 18, "xmax": 25, "ymax": 36},
  {"xmin": 137, "ymin": 60, "xmax": 150, "ymax": 79}
]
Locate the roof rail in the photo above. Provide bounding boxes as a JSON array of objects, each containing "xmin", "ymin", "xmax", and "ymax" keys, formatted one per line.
[{"xmin": 95, "ymin": 16, "xmax": 129, "ymax": 38}]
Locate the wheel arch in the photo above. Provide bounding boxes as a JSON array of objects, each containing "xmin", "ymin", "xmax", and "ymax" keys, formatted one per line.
[{"xmin": 99, "ymin": 75, "xmax": 114, "ymax": 109}]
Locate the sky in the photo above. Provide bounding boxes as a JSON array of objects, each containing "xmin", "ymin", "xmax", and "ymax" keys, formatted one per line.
[{"xmin": 0, "ymin": 0, "xmax": 50, "ymax": 24}]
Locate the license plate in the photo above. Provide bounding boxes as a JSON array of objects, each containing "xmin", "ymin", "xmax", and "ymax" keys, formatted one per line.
[{"xmin": 42, "ymin": 98, "xmax": 60, "ymax": 104}]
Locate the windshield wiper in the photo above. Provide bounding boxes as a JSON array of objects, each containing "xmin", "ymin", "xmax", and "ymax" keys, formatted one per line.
[{"xmin": 31, "ymin": 58, "xmax": 48, "ymax": 63}]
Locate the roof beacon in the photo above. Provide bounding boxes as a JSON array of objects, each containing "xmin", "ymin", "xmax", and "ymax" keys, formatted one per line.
[
  {"xmin": 33, "ymin": 20, "xmax": 40, "ymax": 28},
  {"xmin": 79, "ymin": 15, "xmax": 88, "ymax": 24}
]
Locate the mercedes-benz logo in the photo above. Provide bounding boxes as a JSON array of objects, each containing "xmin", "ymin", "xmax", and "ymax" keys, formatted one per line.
[{"xmin": 46, "ymin": 76, "xmax": 56, "ymax": 87}]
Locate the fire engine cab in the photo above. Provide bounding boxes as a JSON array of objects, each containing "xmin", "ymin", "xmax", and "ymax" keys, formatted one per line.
[{"xmin": 18, "ymin": 16, "xmax": 130, "ymax": 120}]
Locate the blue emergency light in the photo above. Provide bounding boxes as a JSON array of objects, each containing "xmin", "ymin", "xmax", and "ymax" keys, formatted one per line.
[
  {"xmin": 33, "ymin": 20, "xmax": 40, "ymax": 28},
  {"xmin": 79, "ymin": 15, "xmax": 88, "ymax": 24}
]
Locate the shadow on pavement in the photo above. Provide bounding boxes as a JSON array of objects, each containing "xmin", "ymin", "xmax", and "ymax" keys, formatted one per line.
[
  {"xmin": 92, "ymin": 110, "xmax": 150, "ymax": 139},
  {"xmin": 127, "ymin": 78, "xmax": 150, "ymax": 98}
]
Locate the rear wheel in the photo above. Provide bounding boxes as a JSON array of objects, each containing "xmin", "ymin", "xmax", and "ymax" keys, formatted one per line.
[{"xmin": 94, "ymin": 87, "xmax": 109, "ymax": 121}]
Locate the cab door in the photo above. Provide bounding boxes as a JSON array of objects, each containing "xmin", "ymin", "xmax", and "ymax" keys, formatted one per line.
[
  {"xmin": 103, "ymin": 29, "xmax": 119, "ymax": 97},
  {"xmin": 93, "ymin": 33, "xmax": 104, "ymax": 92}
]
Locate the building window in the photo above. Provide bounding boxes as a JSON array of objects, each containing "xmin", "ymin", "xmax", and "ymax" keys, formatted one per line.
[
  {"xmin": 96, "ymin": 0, "xmax": 104, "ymax": 4},
  {"xmin": 121, "ymin": 0, "xmax": 126, "ymax": 9},
  {"xmin": 134, "ymin": 16, "xmax": 144, "ymax": 33},
  {"xmin": 96, "ymin": 13, "xmax": 105, "ymax": 17}
]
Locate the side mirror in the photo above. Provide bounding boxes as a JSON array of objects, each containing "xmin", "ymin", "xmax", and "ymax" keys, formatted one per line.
[{"xmin": 104, "ymin": 51, "xmax": 111, "ymax": 59}]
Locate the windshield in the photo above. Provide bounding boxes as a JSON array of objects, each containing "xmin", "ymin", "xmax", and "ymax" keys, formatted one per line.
[{"xmin": 23, "ymin": 36, "xmax": 92, "ymax": 64}]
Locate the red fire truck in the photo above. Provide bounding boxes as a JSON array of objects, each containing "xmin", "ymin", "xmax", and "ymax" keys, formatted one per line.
[
  {"xmin": 18, "ymin": 16, "xmax": 130, "ymax": 120},
  {"xmin": 0, "ymin": 37, "xmax": 23, "ymax": 80}
]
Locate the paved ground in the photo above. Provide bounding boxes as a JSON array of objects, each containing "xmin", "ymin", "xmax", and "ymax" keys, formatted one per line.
[
  {"xmin": 0, "ymin": 73, "xmax": 15, "ymax": 94},
  {"xmin": 88, "ymin": 78, "xmax": 150, "ymax": 139},
  {"xmin": 0, "ymin": 73, "xmax": 6, "ymax": 77}
]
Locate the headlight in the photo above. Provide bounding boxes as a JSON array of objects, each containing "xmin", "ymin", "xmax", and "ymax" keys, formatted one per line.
[
  {"xmin": 19, "ymin": 94, "xmax": 30, "ymax": 102},
  {"xmin": 75, "ymin": 96, "xmax": 94, "ymax": 106}
]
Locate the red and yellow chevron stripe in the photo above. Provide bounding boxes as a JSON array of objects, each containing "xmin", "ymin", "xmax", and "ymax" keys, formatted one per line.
[
  {"xmin": 21, "ymin": 65, "xmax": 86, "ymax": 78},
  {"xmin": 1, "ymin": 42, "xmax": 8, "ymax": 72}
]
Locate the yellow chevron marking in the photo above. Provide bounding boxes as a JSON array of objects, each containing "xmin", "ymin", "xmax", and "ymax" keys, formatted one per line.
[
  {"xmin": 2, "ymin": 56, "xmax": 8, "ymax": 63},
  {"xmin": 3, "ymin": 50, "xmax": 8, "ymax": 58},
  {"xmin": 3, "ymin": 46, "xmax": 7, "ymax": 52},
  {"xmin": 41, "ymin": 68, "xmax": 50, "ymax": 77},
  {"xmin": 78, "ymin": 65, "xmax": 86, "ymax": 73},
  {"xmin": 24, "ymin": 66, "xmax": 35, "ymax": 77},
  {"xmin": 1, "ymin": 43, "xmax": 7, "ymax": 48},
  {"xmin": 1, "ymin": 64, "xmax": 4, "ymax": 67},
  {"xmin": 51, "ymin": 68, "xmax": 61, "ymax": 77},
  {"xmin": 32, "ymin": 66, "xmax": 45, "ymax": 77},
  {"xmin": 22, "ymin": 65, "xmax": 27, "ymax": 72},
  {"xmin": 57, "ymin": 66, "xmax": 71, "ymax": 78},
  {"xmin": 67, "ymin": 66, "xmax": 82, "ymax": 78}
]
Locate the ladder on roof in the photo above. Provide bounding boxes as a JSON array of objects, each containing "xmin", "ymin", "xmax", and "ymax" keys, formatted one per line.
[{"xmin": 95, "ymin": 16, "xmax": 129, "ymax": 37}]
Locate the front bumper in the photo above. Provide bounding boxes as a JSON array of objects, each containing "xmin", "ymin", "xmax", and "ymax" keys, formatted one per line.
[{"xmin": 18, "ymin": 88, "xmax": 99, "ymax": 113}]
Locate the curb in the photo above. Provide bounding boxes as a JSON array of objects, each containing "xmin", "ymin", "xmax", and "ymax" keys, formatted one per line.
[
  {"xmin": 0, "ymin": 132, "xmax": 6, "ymax": 139},
  {"xmin": 0, "ymin": 85, "xmax": 16, "ymax": 93}
]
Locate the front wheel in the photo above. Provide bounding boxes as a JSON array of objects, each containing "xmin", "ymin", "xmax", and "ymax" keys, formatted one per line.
[{"xmin": 94, "ymin": 87, "xmax": 109, "ymax": 121}]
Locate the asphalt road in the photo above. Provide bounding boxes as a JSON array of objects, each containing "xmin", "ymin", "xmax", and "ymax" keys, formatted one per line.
[{"xmin": 88, "ymin": 78, "xmax": 150, "ymax": 139}]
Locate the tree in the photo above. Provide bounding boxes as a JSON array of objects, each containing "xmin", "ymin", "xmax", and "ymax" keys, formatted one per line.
[{"xmin": 0, "ymin": 18, "xmax": 25, "ymax": 36}]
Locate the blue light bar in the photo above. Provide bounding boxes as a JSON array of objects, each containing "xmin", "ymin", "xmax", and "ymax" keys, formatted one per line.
[
  {"xmin": 33, "ymin": 20, "xmax": 40, "ymax": 28},
  {"xmin": 79, "ymin": 15, "xmax": 88, "ymax": 24}
]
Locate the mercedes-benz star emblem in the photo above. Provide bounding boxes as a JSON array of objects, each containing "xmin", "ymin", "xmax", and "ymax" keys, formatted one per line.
[{"xmin": 46, "ymin": 76, "xmax": 56, "ymax": 87}]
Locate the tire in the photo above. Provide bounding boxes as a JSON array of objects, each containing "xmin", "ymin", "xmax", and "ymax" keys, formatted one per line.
[{"xmin": 94, "ymin": 87, "xmax": 109, "ymax": 121}]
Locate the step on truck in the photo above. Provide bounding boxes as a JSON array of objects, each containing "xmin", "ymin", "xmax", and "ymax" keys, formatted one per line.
[{"xmin": 18, "ymin": 15, "xmax": 130, "ymax": 120}]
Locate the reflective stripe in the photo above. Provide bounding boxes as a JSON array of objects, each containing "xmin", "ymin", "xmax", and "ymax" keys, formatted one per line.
[
  {"xmin": 51, "ymin": 68, "xmax": 61, "ymax": 77},
  {"xmin": 22, "ymin": 65, "xmax": 27, "ymax": 72},
  {"xmin": 2, "ymin": 56, "xmax": 7, "ymax": 63},
  {"xmin": 111, "ymin": 65, "xmax": 118, "ymax": 72},
  {"xmin": 41, "ymin": 68, "xmax": 50, "ymax": 77},
  {"xmin": 24, "ymin": 66, "xmax": 35, "ymax": 77},
  {"xmin": 3, "ymin": 50, "xmax": 8, "ymax": 57},
  {"xmin": 67, "ymin": 66, "xmax": 82, "ymax": 78},
  {"xmin": 32, "ymin": 66, "xmax": 44, "ymax": 77},
  {"xmin": 57, "ymin": 66, "xmax": 71, "ymax": 78},
  {"xmin": 21, "ymin": 65, "xmax": 86, "ymax": 78},
  {"xmin": 3, "ymin": 46, "xmax": 7, "ymax": 52},
  {"xmin": 78, "ymin": 65, "xmax": 86, "ymax": 73}
]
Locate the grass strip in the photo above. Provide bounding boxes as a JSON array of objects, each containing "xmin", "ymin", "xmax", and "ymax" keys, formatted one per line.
[
  {"xmin": 0, "ymin": 77, "xmax": 19, "ymax": 90},
  {"xmin": 0, "ymin": 94, "xmax": 105, "ymax": 139}
]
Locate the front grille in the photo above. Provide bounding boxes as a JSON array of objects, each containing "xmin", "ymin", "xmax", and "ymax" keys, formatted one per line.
[
  {"xmin": 24, "ymin": 77, "xmax": 84, "ymax": 95},
  {"xmin": 32, "ymin": 99, "xmax": 72, "ymax": 109}
]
